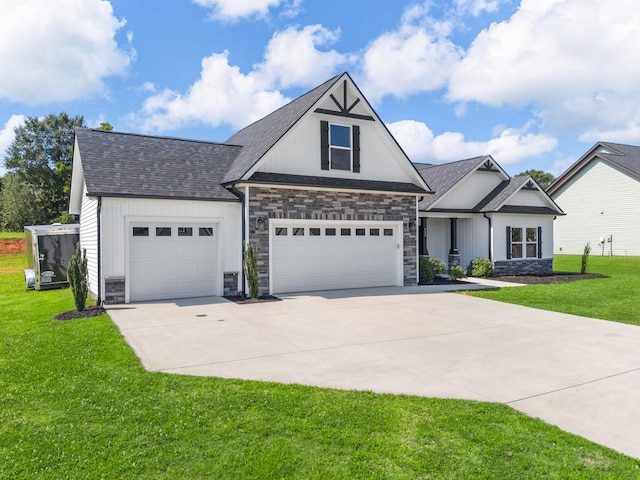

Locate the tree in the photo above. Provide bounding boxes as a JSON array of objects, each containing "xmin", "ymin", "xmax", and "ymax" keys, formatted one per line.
[
  {"xmin": 0, "ymin": 173, "xmax": 38, "ymax": 231},
  {"xmin": 67, "ymin": 242, "xmax": 88, "ymax": 311},
  {"xmin": 1, "ymin": 113, "xmax": 84, "ymax": 229},
  {"xmin": 98, "ymin": 122, "xmax": 113, "ymax": 131},
  {"xmin": 516, "ymin": 169, "xmax": 556, "ymax": 190}
]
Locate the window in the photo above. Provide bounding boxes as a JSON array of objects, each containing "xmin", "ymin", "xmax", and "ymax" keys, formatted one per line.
[
  {"xmin": 370, "ymin": 228, "xmax": 379, "ymax": 236},
  {"xmin": 341, "ymin": 228, "xmax": 351, "ymax": 236},
  {"xmin": 199, "ymin": 227, "xmax": 213, "ymax": 237},
  {"xmin": 384, "ymin": 228, "xmax": 393, "ymax": 236},
  {"xmin": 293, "ymin": 227, "xmax": 304, "ymax": 236},
  {"xmin": 132, "ymin": 227, "xmax": 148, "ymax": 237},
  {"xmin": 275, "ymin": 227, "xmax": 288, "ymax": 236},
  {"xmin": 330, "ymin": 124, "xmax": 351, "ymax": 171},
  {"xmin": 156, "ymin": 227, "xmax": 171, "ymax": 237},
  {"xmin": 326, "ymin": 228, "xmax": 336, "ymax": 236},
  {"xmin": 355, "ymin": 228, "xmax": 365, "ymax": 236},
  {"xmin": 508, "ymin": 227, "xmax": 540, "ymax": 259},
  {"xmin": 178, "ymin": 227, "xmax": 193, "ymax": 237},
  {"xmin": 309, "ymin": 228, "xmax": 321, "ymax": 236}
]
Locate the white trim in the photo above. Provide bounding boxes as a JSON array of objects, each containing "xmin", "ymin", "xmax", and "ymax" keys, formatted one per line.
[
  {"xmin": 124, "ymin": 215, "xmax": 224, "ymax": 303},
  {"xmin": 268, "ymin": 218, "xmax": 403, "ymax": 295},
  {"xmin": 419, "ymin": 211, "xmax": 477, "ymax": 219},
  {"xmin": 233, "ymin": 181, "xmax": 422, "ymax": 197}
]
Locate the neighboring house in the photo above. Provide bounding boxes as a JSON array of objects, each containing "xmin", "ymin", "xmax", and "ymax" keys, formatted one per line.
[
  {"xmin": 414, "ymin": 156, "xmax": 564, "ymax": 275},
  {"xmin": 547, "ymin": 141, "xmax": 640, "ymax": 256},
  {"xmin": 69, "ymin": 73, "xmax": 431, "ymax": 303}
]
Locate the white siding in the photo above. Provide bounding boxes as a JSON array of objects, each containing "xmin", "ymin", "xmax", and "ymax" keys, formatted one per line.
[
  {"xmin": 552, "ymin": 160, "xmax": 640, "ymax": 256},
  {"xmin": 436, "ymin": 171, "xmax": 504, "ymax": 209},
  {"xmin": 425, "ymin": 215, "xmax": 489, "ymax": 267},
  {"xmin": 79, "ymin": 182, "xmax": 99, "ymax": 298},
  {"xmin": 505, "ymin": 189, "xmax": 549, "ymax": 207},
  {"xmin": 100, "ymin": 197, "xmax": 242, "ymax": 289},
  {"xmin": 491, "ymin": 214, "xmax": 554, "ymax": 262}
]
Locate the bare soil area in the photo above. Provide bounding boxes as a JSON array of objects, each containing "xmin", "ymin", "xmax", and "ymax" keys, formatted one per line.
[{"xmin": 0, "ymin": 238, "xmax": 26, "ymax": 255}]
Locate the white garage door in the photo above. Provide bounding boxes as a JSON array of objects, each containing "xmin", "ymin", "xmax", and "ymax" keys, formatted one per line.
[
  {"xmin": 271, "ymin": 222, "xmax": 402, "ymax": 294},
  {"xmin": 129, "ymin": 222, "xmax": 218, "ymax": 302}
]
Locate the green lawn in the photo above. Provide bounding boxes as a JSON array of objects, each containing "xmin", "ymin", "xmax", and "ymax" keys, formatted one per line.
[
  {"xmin": 0, "ymin": 231, "xmax": 23, "ymax": 239},
  {"xmin": 1, "ymin": 253, "xmax": 639, "ymax": 479},
  {"xmin": 468, "ymin": 256, "xmax": 640, "ymax": 326}
]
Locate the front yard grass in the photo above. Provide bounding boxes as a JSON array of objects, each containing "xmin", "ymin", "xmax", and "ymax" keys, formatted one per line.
[
  {"xmin": 468, "ymin": 255, "xmax": 640, "ymax": 325},
  {"xmin": 1, "ymin": 253, "xmax": 639, "ymax": 478}
]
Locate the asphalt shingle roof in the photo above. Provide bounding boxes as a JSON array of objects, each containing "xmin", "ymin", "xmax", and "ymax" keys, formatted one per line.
[
  {"xmin": 75, "ymin": 128, "xmax": 241, "ymax": 201},
  {"xmin": 596, "ymin": 142, "xmax": 640, "ymax": 176},
  {"xmin": 224, "ymin": 73, "xmax": 343, "ymax": 183},
  {"xmin": 413, "ymin": 157, "xmax": 488, "ymax": 209}
]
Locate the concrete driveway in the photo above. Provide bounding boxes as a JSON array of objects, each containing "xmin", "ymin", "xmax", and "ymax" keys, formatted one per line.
[{"xmin": 108, "ymin": 285, "xmax": 640, "ymax": 459}]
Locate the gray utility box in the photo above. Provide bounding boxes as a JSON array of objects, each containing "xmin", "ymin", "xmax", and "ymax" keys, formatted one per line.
[{"xmin": 25, "ymin": 224, "xmax": 80, "ymax": 290}]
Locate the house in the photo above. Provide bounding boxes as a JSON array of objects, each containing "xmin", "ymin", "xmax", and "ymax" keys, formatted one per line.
[
  {"xmin": 69, "ymin": 73, "xmax": 431, "ymax": 303},
  {"xmin": 415, "ymin": 157, "xmax": 564, "ymax": 275},
  {"xmin": 547, "ymin": 141, "xmax": 640, "ymax": 256},
  {"xmin": 69, "ymin": 72, "xmax": 562, "ymax": 304}
]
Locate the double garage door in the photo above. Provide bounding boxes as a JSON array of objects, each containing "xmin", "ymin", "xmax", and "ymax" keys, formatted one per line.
[
  {"xmin": 271, "ymin": 221, "xmax": 402, "ymax": 294},
  {"xmin": 128, "ymin": 222, "xmax": 218, "ymax": 302}
]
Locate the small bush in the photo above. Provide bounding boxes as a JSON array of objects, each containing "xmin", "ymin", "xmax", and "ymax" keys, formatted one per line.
[
  {"xmin": 428, "ymin": 257, "xmax": 446, "ymax": 276},
  {"xmin": 448, "ymin": 265, "xmax": 466, "ymax": 281},
  {"xmin": 243, "ymin": 242, "xmax": 259, "ymax": 299},
  {"xmin": 67, "ymin": 242, "xmax": 88, "ymax": 311},
  {"xmin": 581, "ymin": 242, "xmax": 591, "ymax": 274},
  {"xmin": 467, "ymin": 257, "xmax": 493, "ymax": 277},
  {"xmin": 419, "ymin": 258, "xmax": 435, "ymax": 284}
]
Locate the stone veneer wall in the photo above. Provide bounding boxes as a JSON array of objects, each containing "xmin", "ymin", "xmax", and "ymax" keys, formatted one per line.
[
  {"xmin": 104, "ymin": 276, "xmax": 125, "ymax": 304},
  {"xmin": 223, "ymin": 272, "xmax": 239, "ymax": 296},
  {"xmin": 248, "ymin": 187, "xmax": 417, "ymax": 295},
  {"xmin": 493, "ymin": 258, "xmax": 553, "ymax": 276}
]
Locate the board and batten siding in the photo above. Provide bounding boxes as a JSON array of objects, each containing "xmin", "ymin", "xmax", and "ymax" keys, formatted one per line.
[
  {"xmin": 436, "ymin": 171, "xmax": 504, "ymax": 210},
  {"xmin": 552, "ymin": 160, "xmax": 640, "ymax": 256},
  {"xmin": 100, "ymin": 197, "xmax": 242, "ymax": 290},
  {"xmin": 506, "ymin": 189, "xmax": 549, "ymax": 207},
  {"xmin": 79, "ymin": 182, "xmax": 99, "ymax": 298},
  {"xmin": 491, "ymin": 214, "xmax": 554, "ymax": 262},
  {"xmin": 424, "ymin": 215, "xmax": 489, "ymax": 267}
]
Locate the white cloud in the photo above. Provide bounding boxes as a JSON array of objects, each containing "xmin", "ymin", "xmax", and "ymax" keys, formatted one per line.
[
  {"xmin": 455, "ymin": 0, "xmax": 506, "ymax": 16},
  {"xmin": 131, "ymin": 25, "xmax": 345, "ymax": 132},
  {"xmin": 360, "ymin": 4, "xmax": 462, "ymax": 103},
  {"xmin": 193, "ymin": 0, "xmax": 286, "ymax": 20},
  {"xmin": 256, "ymin": 25, "xmax": 346, "ymax": 89},
  {"xmin": 0, "ymin": 114, "xmax": 27, "ymax": 175},
  {"xmin": 448, "ymin": 0, "xmax": 640, "ymax": 140},
  {"xmin": 388, "ymin": 119, "xmax": 557, "ymax": 165},
  {"xmin": 0, "ymin": 0, "xmax": 132, "ymax": 104}
]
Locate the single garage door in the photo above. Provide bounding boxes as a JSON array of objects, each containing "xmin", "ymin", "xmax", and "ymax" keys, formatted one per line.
[
  {"xmin": 129, "ymin": 222, "xmax": 218, "ymax": 301},
  {"xmin": 271, "ymin": 222, "xmax": 402, "ymax": 294}
]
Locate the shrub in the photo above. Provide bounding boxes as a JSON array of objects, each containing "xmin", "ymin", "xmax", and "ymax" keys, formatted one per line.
[
  {"xmin": 467, "ymin": 257, "xmax": 493, "ymax": 277},
  {"xmin": 428, "ymin": 257, "xmax": 446, "ymax": 276},
  {"xmin": 581, "ymin": 242, "xmax": 591, "ymax": 274},
  {"xmin": 67, "ymin": 242, "xmax": 88, "ymax": 311},
  {"xmin": 243, "ymin": 241, "xmax": 259, "ymax": 299},
  {"xmin": 448, "ymin": 265, "xmax": 466, "ymax": 281},
  {"xmin": 419, "ymin": 258, "xmax": 435, "ymax": 284}
]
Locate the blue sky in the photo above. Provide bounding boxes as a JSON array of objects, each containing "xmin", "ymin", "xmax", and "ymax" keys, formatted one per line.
[{"xmin": 2, "ymin": 0, "xmax": 640, "ymax": 178}]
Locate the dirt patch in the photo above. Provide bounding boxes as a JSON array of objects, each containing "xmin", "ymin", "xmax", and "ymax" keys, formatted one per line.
[
  {"xmin": 54, "ymin": 305, "xmax": 108, "ymax": 321},
  {"xmin": 223, "ymin": 295, "xmax": 282, "ymax": 305},
  {"xmin": 491, "ymin": 272, "xmax": 608, "ymax": 285},
  {"xmin": 0, "ymin": 238, "xmax": 26, "ymax": 255}
]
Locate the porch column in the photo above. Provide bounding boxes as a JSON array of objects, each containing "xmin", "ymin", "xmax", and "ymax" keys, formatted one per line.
[
  {"xmin": 419, "ymin": 217, "xmax": 429, "ymax": 257},
  {"xmin": 448, "ymin": 217, "xmax": 461, "ymax": 267}
]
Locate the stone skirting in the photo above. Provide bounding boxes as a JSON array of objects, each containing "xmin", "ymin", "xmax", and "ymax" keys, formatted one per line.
[
  {"xmin": 447, "ymin": 254, "xmax": 461, "ymax": 268},
  {"xmin": 223, "ymin": 271, "xmax": 239, "ymax": 296},
  {"xmin": 248, "ymin": 187, "xmax": 417, "ymax": 294},
  {"xmin": 493, "ymin": 258, "xmax": 553, "ymax": 276},
  {"xmin": 104, "ymin": 276, "xmax": 125, "ymax": 304}
]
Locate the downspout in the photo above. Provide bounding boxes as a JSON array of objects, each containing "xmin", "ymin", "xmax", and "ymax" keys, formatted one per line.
[
  {"xmin": 483, "ymin": 213, "xmax": 492, "ymax": 262},
  {"xmin": 229, "ymin": 186, "xmax": 246, "ymax": 297},
  {"xmin": 97, "ymin": 196, "xmax": 102, "ymax": 305}
]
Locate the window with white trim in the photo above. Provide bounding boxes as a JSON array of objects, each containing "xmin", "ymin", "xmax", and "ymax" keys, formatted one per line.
[
  {"xmin": 329, "ymin": 124, "xmax": 351, "ymax": 171},
  {"xmin": 507, "ymin": 226, "xmax": 541, "ymax": 259}
]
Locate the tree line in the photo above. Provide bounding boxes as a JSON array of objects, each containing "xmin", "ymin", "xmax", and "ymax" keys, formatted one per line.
[
  {"xmin": 0, "ymin": 112, "xmax": 555, "ymax": 232},
  {"xmin": 0, "ymin": 113, "xmax": 111, "ymax": 231}
]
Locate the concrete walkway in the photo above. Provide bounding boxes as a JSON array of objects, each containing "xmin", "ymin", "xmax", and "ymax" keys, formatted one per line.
[{"xmin": 108, "ymin": 284, "xmax": 640, "ymax": 459}]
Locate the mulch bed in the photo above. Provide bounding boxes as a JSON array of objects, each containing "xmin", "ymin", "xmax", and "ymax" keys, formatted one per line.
[
  {"xmin": 54, "ymin": 305, "xmax": 108, "ymax": 321},
  {"xmin": 420, "ymin": 277, "xmax": 469, "ymax": 286},
  {"xmin": 223, "ymin": 295, "xmax": 282, "ymax": 305},
  {"xmin": 491, "ymin": 272, "xmax": 608, "ymax": 285}
]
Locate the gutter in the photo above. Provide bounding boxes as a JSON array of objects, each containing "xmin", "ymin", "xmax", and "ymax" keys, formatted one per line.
[
  {"xmin": 97, "ymin": 196, "xmax": 102, "ymax": 305},
  {"xmin": 483, "ymin": 213, "xmax": 492, "ymax": 262},
  {"xmin": 229, "ymin": 186, "xmax": 246, "ymax": 297}
]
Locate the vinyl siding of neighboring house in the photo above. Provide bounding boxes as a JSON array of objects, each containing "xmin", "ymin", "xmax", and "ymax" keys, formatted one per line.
[{"xmin": 552, "ymin": 159, "xmax": 640, "ymax": 256}]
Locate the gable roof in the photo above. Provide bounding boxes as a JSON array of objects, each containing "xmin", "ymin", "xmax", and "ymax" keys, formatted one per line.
[
  {"xmin": 223, "ymin": 74, "xmax": 343, "ymax": 183},
  {"xmin": 74, "ymin": 128, "xmax": 241, "ymax": 201},
  {"xmin": 474, "ymin": 176, "xmax": 562, "ymax": 214},
  {"xmin": 414, "ymin": 156, "xmax": 494, "ymax": 209},
  {"xmin": 547, "ymin": 141, "xmax": 640, "ymax": 196}
]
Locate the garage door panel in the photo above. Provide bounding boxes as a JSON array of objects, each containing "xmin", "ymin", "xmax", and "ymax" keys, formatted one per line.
[
  {"xmin": 129, "ymin": 222, "xmax": 218, "ymax": 302},
  {"xmin": 272, "ymin": 222, "xmax": 401, "ymax": 294}
]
